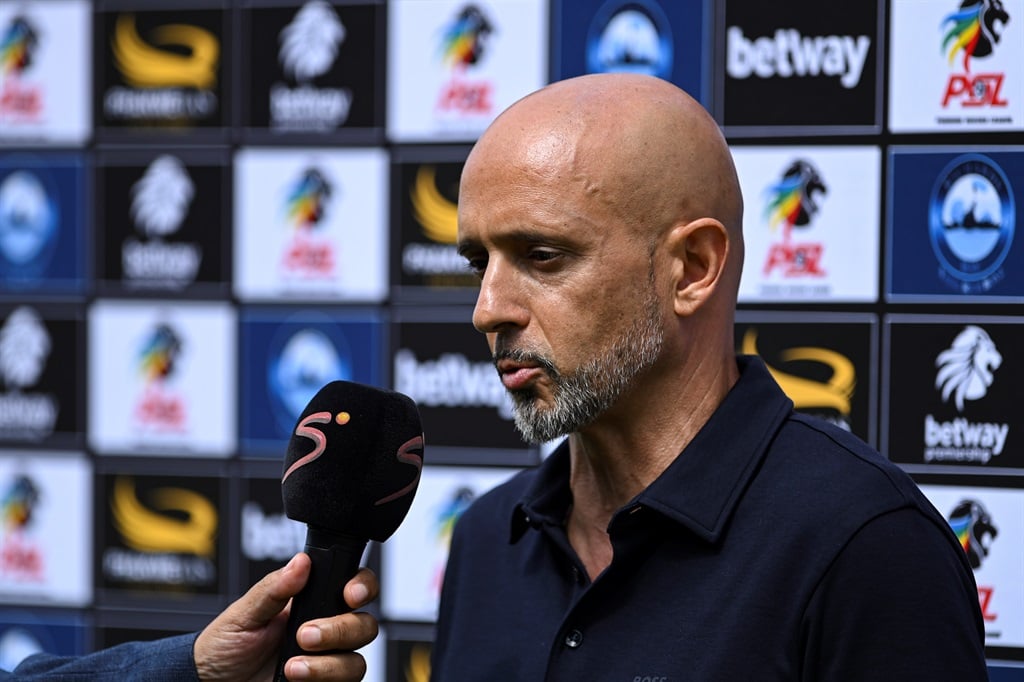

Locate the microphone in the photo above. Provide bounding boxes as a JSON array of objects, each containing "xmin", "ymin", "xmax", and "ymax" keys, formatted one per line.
[{"xmin": 274, "ymin": 381, "xmax": 424, "ymax": 681}]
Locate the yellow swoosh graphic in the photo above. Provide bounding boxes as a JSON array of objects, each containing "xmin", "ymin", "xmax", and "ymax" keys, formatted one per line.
[
  {"xmin": 112, "ymin": 14, "xmax": 219, "ymax": 89},
  {"xmin": 742, "ymin": 329, "xmax": 854, "ymax": 415},
  {"xmin": 411, "ymin": 166, "xmax": 459, "ymax": 244},
  {"xmin": 111, "ymin": 476, "xmax": 218, "ymax": 557},
  {"xmin": 405, "ymin": 643, "xmax": 431, "ymax": 682}
]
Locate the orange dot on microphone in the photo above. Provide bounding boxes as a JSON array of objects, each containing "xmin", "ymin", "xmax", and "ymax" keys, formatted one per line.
[{"xmin": 336, "ymin": 412, "xmax": 351, "ymax": 425}]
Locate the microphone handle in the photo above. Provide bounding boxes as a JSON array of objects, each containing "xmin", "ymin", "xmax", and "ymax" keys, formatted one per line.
[{"xmin": 274, "ymin": 527, "xmax": 367, "ymax": 682}]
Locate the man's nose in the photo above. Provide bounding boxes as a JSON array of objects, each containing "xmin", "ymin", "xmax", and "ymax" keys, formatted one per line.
[{"xmin": 472, "ymin": 259, "xmax": 528, "ymax": 334}]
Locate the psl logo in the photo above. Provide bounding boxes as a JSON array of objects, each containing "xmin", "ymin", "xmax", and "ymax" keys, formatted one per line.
[
  {"xmin": 435, "ymin": 5, "xmax": 495, "ymax": 115},
  {"xmin": 0, "ymin": 14, "xmax": 43, "ymax": 118},
  {"xmin": 0, "ymin": 474, "xmax": 43, "ymax": 580},
  {"xmin": 947, "ymin": 498, "xmax": 999, "ymax": 621},
  {"xmin": 134, "ymin": 323, "xmax": 187, "ymax": 431},
  {"xmin": 940, "ymin": 0, "xmax": 1010, "ymax": 107},
  {"xmin": 585, "ymin": 1, "xmax": 673, "ymax": 78},
  {"xmin": 761, "ymin": 160, "xmax": 827, "ymax": 277},
  {"xmin": 280, "ymin": 167, "xmax": 337, "ymax": 277}
]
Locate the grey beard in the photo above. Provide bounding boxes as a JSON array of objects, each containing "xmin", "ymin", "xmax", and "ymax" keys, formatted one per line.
[{"xmin": 498, "ymin": 290, "xmax": 664, "ymax": 444}]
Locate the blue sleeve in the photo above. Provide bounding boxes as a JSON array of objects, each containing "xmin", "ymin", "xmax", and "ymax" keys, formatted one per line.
[{"xmin": 3, "ymin": 632, "xmax": 200, "ymax": 681}]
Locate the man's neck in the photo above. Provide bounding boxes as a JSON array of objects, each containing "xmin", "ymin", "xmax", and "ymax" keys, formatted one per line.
[{"xmin": 564, "ymin": 355, "xmax": 739, "ymax": 578}]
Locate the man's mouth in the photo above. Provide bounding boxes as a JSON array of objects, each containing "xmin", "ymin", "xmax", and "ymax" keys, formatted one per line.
[{"xmin": 496, "ymin": 359, "xmax": 544, "ymax": 391}]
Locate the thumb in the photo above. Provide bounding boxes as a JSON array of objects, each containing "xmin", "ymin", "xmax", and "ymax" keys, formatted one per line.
[{"xmin": 234, "ymin": 552, "xmax": 311, "ymax": 629}]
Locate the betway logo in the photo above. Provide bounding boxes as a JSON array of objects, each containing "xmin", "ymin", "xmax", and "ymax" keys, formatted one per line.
[
  {"xmin": 727, "ymin": 27, "xmax": 871, "ymax": 89},
  {"xmin": 241, "ymin": 502, "xmax": 304, "ymax": 562},
  {"xmin": 394, "ymin": 349, "xmax": 513, "ymax": 419},
  {"xmin": 924, "ymin": 415, "xmax": 1009, "ymax": 464}
]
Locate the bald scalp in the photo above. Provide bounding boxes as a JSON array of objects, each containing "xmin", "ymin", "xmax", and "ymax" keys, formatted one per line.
[{"xmin": 463, "ymin": 74, "xmax": 743, "ymax": 254}]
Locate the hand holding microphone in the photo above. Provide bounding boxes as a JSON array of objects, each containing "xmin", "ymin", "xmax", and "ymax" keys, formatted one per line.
[{"xmin": 274, "ymin": 381, "xmax": 424, "ymax": 681}]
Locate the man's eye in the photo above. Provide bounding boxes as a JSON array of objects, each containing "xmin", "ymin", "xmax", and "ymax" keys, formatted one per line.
[
  {"xmin": 464, "ymin": 257, "xmax": 487, "ymax": 276},
  {"xmin": 528, "ymin": 249, "xmax": 559, "ymax": 263}
]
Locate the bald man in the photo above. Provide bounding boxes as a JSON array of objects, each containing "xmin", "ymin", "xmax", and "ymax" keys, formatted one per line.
[{"xmin": 429, "ymin": 74, "xmax": 987, "ymax": 680}]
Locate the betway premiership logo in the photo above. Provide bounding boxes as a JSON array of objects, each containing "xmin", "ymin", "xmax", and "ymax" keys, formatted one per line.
[
  {"xmin": 270, "ymin": 1, "xmax": 352, "ymax": 130},
  {"xmin": 924, "ymin": 326, "xmax": 1009, "ymax": 464},
  {"xmin": 122, "ymin": 155, "xmax": 202, "ymax": 288},
  {"xmin": 0, "ymin": 306, "xmax": 57, "ymax": 439}
]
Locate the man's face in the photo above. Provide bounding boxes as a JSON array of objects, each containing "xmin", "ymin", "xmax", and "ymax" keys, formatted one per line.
[
  {"xmin": 496, "ymin": 278, "xmax": 664, "ymax": 443},
  {"xmin": 457, "ymin": 139, "xmax": 668, "ymax": 443}
]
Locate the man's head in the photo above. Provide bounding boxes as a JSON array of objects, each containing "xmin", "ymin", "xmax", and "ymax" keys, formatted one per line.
[{"xmin": 457, "ymin": 74, "xmax": 744, "ymax": 443}]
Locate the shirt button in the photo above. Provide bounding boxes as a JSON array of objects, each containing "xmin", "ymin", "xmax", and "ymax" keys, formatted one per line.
[{"xmin": 564, "ymin": 629, "xmax": 583, "ymax": 649}]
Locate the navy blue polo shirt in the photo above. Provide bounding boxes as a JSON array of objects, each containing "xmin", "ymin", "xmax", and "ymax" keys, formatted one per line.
[{"xmin": 431, "ymin": 356, "xmax": 987, "ymax": 681}]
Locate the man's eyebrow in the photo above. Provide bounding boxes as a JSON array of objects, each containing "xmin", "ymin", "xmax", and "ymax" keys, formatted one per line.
[
  {"xmin": 456, "ymin": 240, "xmax": 479, "ymax": 257},
  {"xmin": 457, "ymin": 228, "xmax": 573, "ymax": 258}
]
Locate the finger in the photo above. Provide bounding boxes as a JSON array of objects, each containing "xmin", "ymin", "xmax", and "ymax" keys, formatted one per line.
[
  {"xmin": 235, "ymin": 553, "xmax": 312, "ymax": 629},
  {"xmin": 343, "ymin": 568, "xmax": 380, "ymax": 609},
  {"xmin": 284, "ymin": 651, "xmax": 367, "ymax": 681},
  {"xmin": 297, "ymin": 611, "xmax": 379, "ymax": 653}
]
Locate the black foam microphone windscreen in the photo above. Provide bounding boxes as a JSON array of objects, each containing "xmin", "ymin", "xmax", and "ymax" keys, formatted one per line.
[{"xmin": 274, "ymin": 381, "xmax": 424, "ymax": 681}]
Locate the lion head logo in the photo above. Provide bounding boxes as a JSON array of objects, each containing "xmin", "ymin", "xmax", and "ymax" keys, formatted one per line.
[
  {"xmin": 942, "ymin": 0, "xmax": 1010, "ymax": 71},
  {"xmin": 439, "ymin": 5, "xmax": 494, "ymax": 69},
  {"xmin": 285, "ymin": 168, "xmax": 333, "ymax": 231},
  {"xmin": 0, "ymin": 306, "xmax": 50, "ymax": 390},
  {"xmin": 1, "ymin": 16, "xmax": 38, "ymax": 77},
  {"xmin": 935, "ymin": 325, "xmax": 1001, "ymax": 412},
  {"xmin": 130, "ymin": 156, "xmax": 194, "ymax": 238},
  {"xmin": 279, "ymin": 1, "xmax": 345, "ymax": 83},
  {"xmin": 948, "ymin": 498, "xmax": 998, "ymax": 569},
  {"xmin": 138, "ymin": 323, "xmax": 182, "ymax": 385},
  {"xmin": 763, "ymin": 159, "xmax": 827, "ymax": 242}
]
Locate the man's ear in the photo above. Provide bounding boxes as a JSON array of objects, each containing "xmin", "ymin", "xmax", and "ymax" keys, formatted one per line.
[{"xmin": 666, "ymin": 218, "xmax": 730, "ymax": 317}]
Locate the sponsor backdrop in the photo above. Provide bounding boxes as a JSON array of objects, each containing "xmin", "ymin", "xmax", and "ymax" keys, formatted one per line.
[{"xmin": 0, "ymin": 0, "xmax": 1022, "ymax": 678}]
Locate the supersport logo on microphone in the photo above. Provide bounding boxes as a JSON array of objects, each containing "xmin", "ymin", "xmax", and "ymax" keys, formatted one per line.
[{"xmin": 281, "ymin": 409, "xmax": 424, "ymax": 506}]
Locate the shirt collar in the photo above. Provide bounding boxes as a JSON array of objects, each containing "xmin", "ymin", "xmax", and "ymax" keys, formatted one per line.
[{"xmin": 510, "ymin": 355, "xmax": 793, "ymax": 544}]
